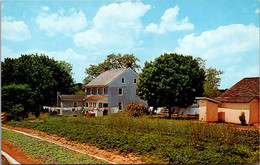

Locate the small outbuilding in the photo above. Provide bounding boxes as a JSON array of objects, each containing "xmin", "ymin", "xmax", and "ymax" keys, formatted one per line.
[{"xmin": 197, "ymin": 77, "xmax": 259, "ymax": 124}]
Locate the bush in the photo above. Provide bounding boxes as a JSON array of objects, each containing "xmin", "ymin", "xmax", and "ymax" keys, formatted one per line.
[
  {"xmin": 122, "ymin": 101, "xmax": 149, "ymax": 117},
  {"xmin": 6, "ymin": 104, "xmax": 25, "ymax": 121},
  {"xmin": 239, "ymin": 112, "xmax": 246, "ymax": 125}
]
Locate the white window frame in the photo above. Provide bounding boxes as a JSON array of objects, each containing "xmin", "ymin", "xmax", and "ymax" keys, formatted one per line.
[{"xmin": 118, "ymin": 88, "xmax": 123, "ymax": 96}]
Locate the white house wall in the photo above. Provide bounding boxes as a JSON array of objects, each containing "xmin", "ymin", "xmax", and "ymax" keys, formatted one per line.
[{"xmin": 108, "ymin": 68, "xmax": 147, "ymax": 108}]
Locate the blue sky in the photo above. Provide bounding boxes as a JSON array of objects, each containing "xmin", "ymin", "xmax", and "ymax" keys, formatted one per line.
[{"xmin": 2, "ymin": 0, "xmax": 259, "ymax": 89}]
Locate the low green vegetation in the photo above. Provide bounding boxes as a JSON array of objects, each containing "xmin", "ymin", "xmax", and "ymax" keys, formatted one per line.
[
  {"xmin": 6, "ymin": 114, "xmax": 260, "ymax": 164},
  {"xmin": 2, "ymin": 128, "xmax": 107, "ymax": 164}
]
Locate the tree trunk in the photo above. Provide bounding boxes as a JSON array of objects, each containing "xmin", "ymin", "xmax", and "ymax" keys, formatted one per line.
[{"xmin": 167, "ymin": 106, "xmax": 171, "ymax": 119}]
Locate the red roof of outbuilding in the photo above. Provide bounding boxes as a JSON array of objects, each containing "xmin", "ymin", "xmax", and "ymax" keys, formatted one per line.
[{"xmin": 216, "ymin": 77, "xmax": 259, "ymax": 103}]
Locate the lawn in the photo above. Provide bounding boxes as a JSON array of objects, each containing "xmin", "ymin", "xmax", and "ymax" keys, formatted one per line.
[{"xmin": 5, "ymin": 114, "xmax": 260, "ymax": 164}]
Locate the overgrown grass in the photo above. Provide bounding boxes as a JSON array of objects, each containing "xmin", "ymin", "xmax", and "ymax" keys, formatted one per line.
[
  {"xmin": 1, "ymin": 129, "xmax": 108, "ymax": 164},
  {"xmin": 6, "ymin": 114, "xmax": 260, "ymax": 164}
]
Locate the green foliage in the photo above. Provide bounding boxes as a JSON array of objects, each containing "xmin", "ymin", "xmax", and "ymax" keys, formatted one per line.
[
  {"xmin": 7, "ymin": 116, "xmax": 259, "ymax": 164},
  {"xmin": 195, "ymin": 57, "xmax": 224, "ymax": 98},
  {"xmin": 84, "ymin": 53, "xmax": 140, "ymax": 85},
  {"xmin": 75, "ymin": 91, "xmax": 87, "ymax": 95},
  {"xmin": 138, "ymin": 53, "xmax": 205, "ymax": 118},
  {"xmin": 2, "ymin": 84, "xmax": 34, "ymax": 120},
  {"xmin": 6, "ymin": 104, "xmax": 25, "ymax": 121},
  {"xmin": 239, "ymin": 112, "xmax": 246, "ymax": 125},
  {"xmin": 203, "ymin": 68, "xmax": 224, "ymax": 98},
  {"xmin": 2, "ymin": 129, "xmax": 107, "ymax": 164},
  {"xmin": 1, "ymin": 54, "xmax": 76, "ymax": 118},
  {"xmin": 122, "ymin": 101, "xmax": 149, "ymax": 117}
]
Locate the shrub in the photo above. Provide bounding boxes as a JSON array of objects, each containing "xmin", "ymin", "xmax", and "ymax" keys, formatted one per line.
[
  {"xmin": 239, "ymin": 112, "xmax": 246, "ymax": 125},
  {"xmin": 122, "ymin": 101, "xmax": 149, "ymax": 117},
  {"xmin": 6, "ymin": 104, "xmax": 25, "ymax": 121}
]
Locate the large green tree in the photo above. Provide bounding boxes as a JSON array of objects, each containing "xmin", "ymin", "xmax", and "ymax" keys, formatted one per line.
[
  {"xmin": 1, "ymin": 54, "xmax": 76, "ymax": 118},
  {"xmin": 84, "ymin": 53, "xmax": 141, "ymax": 84},
  {"xmin": 137, "ymin": 53, "xmax": 205, "ymax": 118}
]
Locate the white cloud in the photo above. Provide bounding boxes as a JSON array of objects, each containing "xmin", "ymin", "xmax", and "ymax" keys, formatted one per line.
[
  {"xmin": 145, "ymin": 6, "xmax": 194, "ymax": 34},
  {"xmin": 36, "ymin": 8, "xmax": 87, "ymax": 36},
  {"xmin": 175, "ymin": 24, "xmax": 259, "ymax": 60},
  {"xmin": 174, "ymin": 24, "xmax": 259, "ymax": 88},
  {"xmin": 255, "ymin": 8, "xmax": 259, "ymax": 13},
  {"xmin": 25, "ymin": 48, "xmax": 87, "ymax": 61},
  {"xmin": 221, "ymin": 65, "xmax": 259, "ymax": 88},
  {"xmin": 73, "ymin": 1, "xmax": 151, "ymax": 51},
  {"xmin": 41, "ymin": 6, "xmax": 50, "ymax": 11},
  {"xmin": 2, "ymin": 17, "xmax": 31, "ymax": 41}
]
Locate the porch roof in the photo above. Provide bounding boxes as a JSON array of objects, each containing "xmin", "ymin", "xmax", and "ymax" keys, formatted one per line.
[
  {"xmin": 59, "ymin": 95, "xmax": 86, "ymax": 101},
  {"xmin": 85, "ymin": 95, "xmax": 108, "ymax": 101}
]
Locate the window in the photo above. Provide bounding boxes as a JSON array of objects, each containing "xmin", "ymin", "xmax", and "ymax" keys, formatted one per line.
[
  {"xmin": 86, "ymin": 88, "xmax": 91, "ymax": 95},
  {"xmin": 118, "ymin": 88, "xmax": 123, "ymax": 96},
  {"xmin": 103, "ymin": 87, "xmax": 107, "ymax": 94},
  {"xmin": 85, "ymin": 102, "xmax": 89, "ymax": 107},
  {"xmin": 98, "ymin": 88, "xmax": 102, "ymax": 95},
  {"xmin": 121, "ymin": 77, "xmax": 125, "ymax": 84},
  {"xmin": 103, "ymin": 103, "xmax": 108, "ymax": 108},
  {"xmin": 99, "ymin": 103, "xmax": 103, "ymax": 108},
  {"xmin": 134, "ymin": 78, "xmax": 137, "ymax": 84},
  {"xmin": 118, "ymin": 101, "xmax": 123, "ymax": 110},
  {"xmin": 92, "ymin": 88, "xmax": 97, "ymax": 95},
  {"xmin": 89, "ymin": 102, "xmax": 93, "ymax": 108},
  {"xmin": 93, "ymin": 102, "xmax": 97, "ymax": 108}
]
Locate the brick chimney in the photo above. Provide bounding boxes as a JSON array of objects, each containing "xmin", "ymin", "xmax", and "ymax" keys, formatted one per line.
[
  {"xmin": 103, "ymin": 67, "xmax": 108, "ymax": 72},
  {"xmin": 126, "ymin": 63, "xmax": 131, "ymax": 68}
]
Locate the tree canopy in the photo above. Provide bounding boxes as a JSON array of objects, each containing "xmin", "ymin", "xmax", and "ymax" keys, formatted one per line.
[
  {"xmin": 2, "ymin": 54, "xmax": 76, "ymax": 119},
  {"xmin": 137, "ymin": 53, "xmax": 205, "ymax": 118},
  {"xmin": 195, "ymin": 57, "xmax": 224, "ymax": 98},
  {"xmin": 84, "ymin": 53, "xmax": 141, "ymax": 84}
]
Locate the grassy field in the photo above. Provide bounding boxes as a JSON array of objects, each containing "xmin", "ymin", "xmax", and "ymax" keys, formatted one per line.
[
  {"xmin": 2, "ymin": 128, "xmax": 108, "ymax": 164},
  {"xmin": 6, "ymin": 114, "xmax": 260, "ymax": 164}
]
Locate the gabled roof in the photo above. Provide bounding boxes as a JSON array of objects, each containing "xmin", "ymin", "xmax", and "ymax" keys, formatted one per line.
[
  {"xmin": 86, "ymin": 68, "xmax": 127, "ymax": 87},
  {"xmin": 59, "ymin": 95, "xmax": 86, "ymax": 101},
  {"xmin": 216, "ymin": 77, "xmax": 259, "ymax": 103}
]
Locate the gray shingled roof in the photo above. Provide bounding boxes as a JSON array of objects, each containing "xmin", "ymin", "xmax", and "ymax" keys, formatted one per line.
[
  {"xmin": 59, "ymin": 95, "xmax": 86, "ymax": 101},
  {"xmin": 86, "ymin": 68, "xmax": 126, "ymax": 87}
]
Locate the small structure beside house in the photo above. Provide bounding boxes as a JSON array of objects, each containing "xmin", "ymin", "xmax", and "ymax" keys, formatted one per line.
[
  {"xmin": 58, "ymin": 95, "xmax": 86, "ymax": 107},
  {"xmin": 197, "ymin": 77, "xmax": 259, "ymax": 124}
]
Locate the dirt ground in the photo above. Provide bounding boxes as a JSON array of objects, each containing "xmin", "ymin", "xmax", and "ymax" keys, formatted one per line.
[
  {"xmin": 2, "ymin": 124, "xmax": 146, "ymax": 164},
  {"xmin": 1, "ymin": 140, "xmax": 44, "ymax": 164}
]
